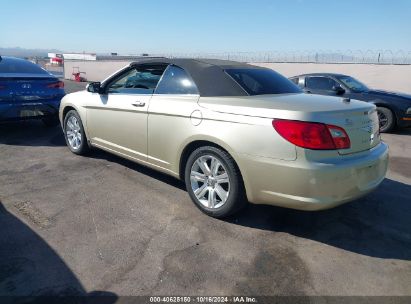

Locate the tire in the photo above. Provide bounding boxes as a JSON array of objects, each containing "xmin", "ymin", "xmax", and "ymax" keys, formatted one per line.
[
  {"xmin": 377, "ymin": 107, "xmax": 395, "ymax": 133},
  {"xmin": 63, "ymin": 110, "xmax": 89, "ymax": 155},
  {"xmin": 184, "ymin": 146, "xmax": 246, "ymax": 218},
  {"xmin": 42, "ymin": 115, "xmax": 59, "ymax": 127}
]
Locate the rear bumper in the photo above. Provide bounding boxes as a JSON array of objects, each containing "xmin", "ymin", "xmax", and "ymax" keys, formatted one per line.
[
  {"xmin": 0, "ymin": 99, "xmax": 61, "ymax": 121},
  {"xmin": 239, "ymin": 142, "xmax": 389, "ymax": 211}
]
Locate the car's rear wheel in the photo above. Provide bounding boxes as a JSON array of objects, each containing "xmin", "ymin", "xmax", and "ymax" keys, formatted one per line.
[
  {"xmin": 377, "ymin": 107, "xmax": 395, "ymax": 133},
  {"xmin": 184, "ymin": 146, "xmax": 246, "ymax": 218},
  {"xmin": 64, "ymin": 110, "xmax": 89, "ymax": 155}
]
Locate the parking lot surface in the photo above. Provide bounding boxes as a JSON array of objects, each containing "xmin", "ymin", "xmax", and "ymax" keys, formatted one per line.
[{"xmin": 0, "ymin": 81, "xmax": 410, "ymax": 296}]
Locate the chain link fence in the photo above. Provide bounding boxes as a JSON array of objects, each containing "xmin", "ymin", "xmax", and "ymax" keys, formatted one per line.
[{"xmin": 146, "ymin": 50, "xmax": 411, "ymax": 64}]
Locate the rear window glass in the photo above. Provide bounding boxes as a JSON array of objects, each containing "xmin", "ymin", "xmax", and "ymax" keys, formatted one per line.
[
  {"xmin": 225, "ymin": 68, "xmax": 301, "ymax": 95},
  {"xmin": 0, "ymin": 58, "xmax": 50, "ymax": 74}
]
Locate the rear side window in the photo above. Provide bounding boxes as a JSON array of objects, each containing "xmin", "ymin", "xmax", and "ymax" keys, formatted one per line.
[
  {"xmin": 155, "ymin": 65, "xmax": 199, "ymax": 95},
  {"xmin": 0, "ymin": 58, "xmax": 49, "ymax": 74},
  {"xmin": 306, "ymin": 77, "xmax": 338, "ymax": 90},
  {"xmin": 225, "ymin": 69, "xmax": 301, "ymax": 95}
]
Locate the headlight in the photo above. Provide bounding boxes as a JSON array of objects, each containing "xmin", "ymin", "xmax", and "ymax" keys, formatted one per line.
[{"xmin": 407, "ymin": 107, "xmax": 411, "ymax": 115}]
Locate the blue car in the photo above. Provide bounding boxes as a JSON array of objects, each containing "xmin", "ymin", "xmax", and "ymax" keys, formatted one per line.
[
  {"xmin": 0, "ymin": 56, "xmax": 65, "ymax": 126},
  {"xmin": 290, "ymin": 73, "xmax": 411, "ymax": 133}
]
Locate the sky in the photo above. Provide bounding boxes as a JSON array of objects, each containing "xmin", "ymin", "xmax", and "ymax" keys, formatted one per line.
[{"xmin": 1, "ymin": 0, "xmax": 410, "ymax": 54}]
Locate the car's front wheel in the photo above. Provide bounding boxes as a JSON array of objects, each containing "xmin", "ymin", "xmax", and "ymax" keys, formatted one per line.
[
  {"xmin": 63, "ymin": 110, "xmax": 89, "ymax": 155},
  {"xmin": 184, "ymin": 146, "xmax": 246, "ymax": 218}
]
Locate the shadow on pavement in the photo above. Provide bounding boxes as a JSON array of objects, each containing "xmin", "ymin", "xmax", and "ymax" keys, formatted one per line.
[
  {"xmin": 0, "ymin": 121, "xmax": 65, "ymax": 147},
  {"xmin": 2, "ymin": 121, "xmax": 410, "ymax": 263},
  {"xmin": 0, "ymin": 119, "xmax": 185, "ymax": 191},
  {"xmin": 88, "ymin": 148, "xmax": 186, "ymax": 191},
  {"xmin": 393, "ymin": 128, "xmax": 411, "ymax": 136},
  {"xmin": 0, "ymin": 202, "xmax": 117, "ymax": 302},
  {"xmin": 69, "ymin": 144, "xmax": 411, "ymax": 263},
  {"xmin": 229, "ymin": 178, "xmax": 411, "ymax": 260}
]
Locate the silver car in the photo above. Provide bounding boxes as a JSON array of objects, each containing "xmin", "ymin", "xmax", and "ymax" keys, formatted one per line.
[{"xmin": 59, "ymin": 59, "xmax": 388, "ymax": 218}]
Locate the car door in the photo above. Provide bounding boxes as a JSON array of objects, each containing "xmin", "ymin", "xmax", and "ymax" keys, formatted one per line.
[
  {"xmin": 147, "ymin": 65, "xmax": 200, "ymax": 172},
  {"xmin": 86, "ymin": 66, "xmax": 163, "ymax": 162},
  {"xmin": 304, "ymin": 76, "xmax": 341, "ymax": 96}
]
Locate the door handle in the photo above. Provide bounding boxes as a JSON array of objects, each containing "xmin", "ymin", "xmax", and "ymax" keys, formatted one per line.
[{"xmin": 132, "ymin": 101, "xmax": 146, "ymax": 107}]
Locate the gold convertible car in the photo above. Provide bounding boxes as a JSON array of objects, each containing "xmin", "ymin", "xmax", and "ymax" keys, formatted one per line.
[{"xmin": 59, "ymin": 59, "xmax": 388, "ymax": 218}]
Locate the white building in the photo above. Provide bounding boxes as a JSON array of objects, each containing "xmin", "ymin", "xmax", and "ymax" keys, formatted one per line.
[{"xmin": 62, "ymin": 53, "xmax": 97, "ymax": 61}]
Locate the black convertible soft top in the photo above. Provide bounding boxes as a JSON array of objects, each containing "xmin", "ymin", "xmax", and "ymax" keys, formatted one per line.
[{"xmin": 129, "ymin": 58, "xmax": 263, "ymax": 97}]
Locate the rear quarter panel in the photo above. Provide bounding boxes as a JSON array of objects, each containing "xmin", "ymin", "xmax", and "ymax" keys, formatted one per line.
[{"xmin": 147, "ymin": 95, "xmax": 297, "ymax": 179}]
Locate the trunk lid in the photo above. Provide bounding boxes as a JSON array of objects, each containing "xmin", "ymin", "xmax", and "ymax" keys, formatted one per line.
[
  {"xmin": 0, "ymin": 74, "xmax": 63, "ymax": 104},
  {"xmin": 199, "ymin": 93, "xmax": 380, "ymax": 155}
]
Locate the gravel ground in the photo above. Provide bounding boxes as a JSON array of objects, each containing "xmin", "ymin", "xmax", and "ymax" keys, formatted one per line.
[{"xmin": 0, "ymin": 82, "xmax": 410, "ymax": 297}]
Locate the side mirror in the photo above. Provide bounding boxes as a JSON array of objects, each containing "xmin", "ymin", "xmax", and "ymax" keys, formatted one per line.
[
  {"xmin": 332, "ymin": 85, "xmax": 345, "ymax": 95},
  {"xmin": 86, "ymin": 82, "xmax": 102, "ymax": 93}
]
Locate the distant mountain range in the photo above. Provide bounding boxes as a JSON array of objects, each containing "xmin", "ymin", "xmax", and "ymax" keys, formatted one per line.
[{"xmin": 0, "ymin": 47, "xmax": 62, "ymax": 58}]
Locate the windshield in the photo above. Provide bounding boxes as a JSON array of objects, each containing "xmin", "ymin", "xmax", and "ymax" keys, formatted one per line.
[
  {"xmin": 337, "ymin": 76, "xmax": 369, "ymax": 92},
  {"xmin": 225, "ymin": 68, "xmax": 302, "ymax": 95}
]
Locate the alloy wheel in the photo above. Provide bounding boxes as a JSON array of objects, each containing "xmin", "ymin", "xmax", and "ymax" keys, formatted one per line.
[
  {"xmin": 66, "ymin": 116, "xmax": 82, "ymax": 150},
  {"xmin": 190, "ymin": 155, "xmax": 230, "ymax": 209},
  {"xmin": 378, "ymin": 110, "xmax": 388, "ymax": 129}
]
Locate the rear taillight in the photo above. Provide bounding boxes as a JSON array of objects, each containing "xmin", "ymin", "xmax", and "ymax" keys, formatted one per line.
[
  {"xmin": 47, "ymin": 81, "xmax": 64, "ymax": 88},
  {"xmin": 272, "ymin": 119, "xmax": 350, "ymax": 150},
  {"xmin": 326, "ymin": 124, "xmax": 351, "ymax": 149}
]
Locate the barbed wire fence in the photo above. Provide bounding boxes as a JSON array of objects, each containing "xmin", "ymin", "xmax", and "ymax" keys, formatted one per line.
[{"xmin": 145, "ymin": 50, "xmax": 411, "ymax": 64}]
